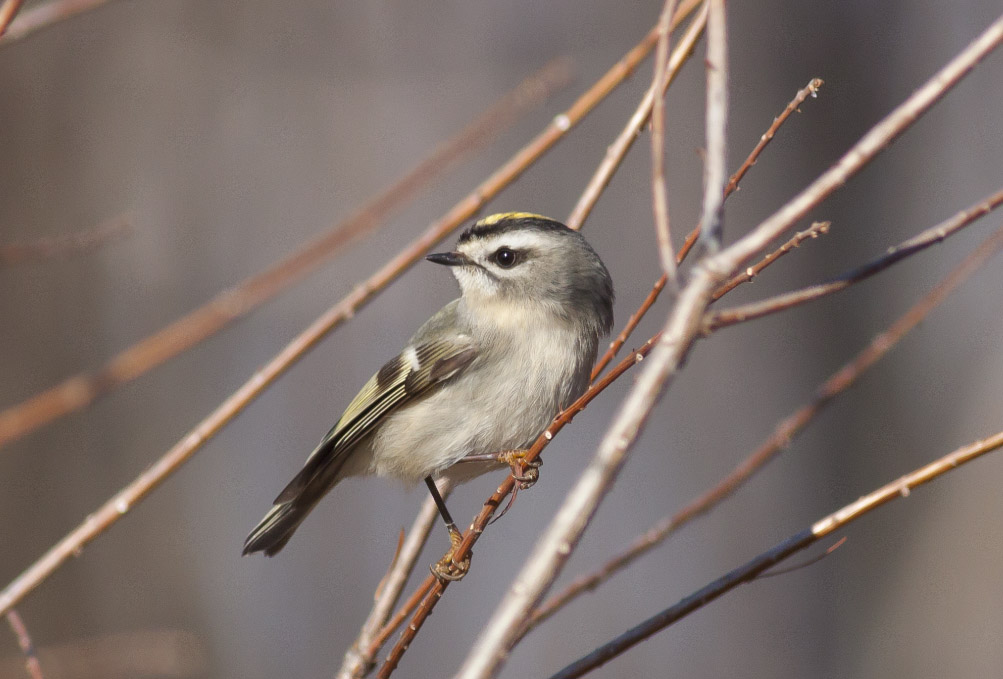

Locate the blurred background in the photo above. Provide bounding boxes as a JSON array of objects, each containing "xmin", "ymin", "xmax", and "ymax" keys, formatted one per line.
[{"xmin": 1, "ymin": 1, "xmax": 1002, "ymax": 677}]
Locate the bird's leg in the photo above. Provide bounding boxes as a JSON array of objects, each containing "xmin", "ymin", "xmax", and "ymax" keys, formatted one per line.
[
  {"xmin": 424, "ymin": 476, "xmax": 470, "ymax": 582},
  {"xmin": 458, "ymin": 449, "xmax": 542, "ymax": 489}
]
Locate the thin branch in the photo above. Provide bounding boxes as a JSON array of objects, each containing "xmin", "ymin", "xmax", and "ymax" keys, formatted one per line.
[
  {"xmin": 547, "ymin": 429, "xmax": 1003, "ymax": 679},
  {"xmin": 5, "ymin": 610, "xmax": 44, "ymax": 679},
  {"xmin": 650, "ymin": 0, "xmax": 679, "ymax": 280},
  {"xmin": 0, "ymin": 0, "xmax": 114, "ymax": 45},
  {"xmin": 706, "ymin": 186, "xmax": 1003, "ymax": 331},
  {"xmin": 0, "ymin": 0, "xmax": 24, "ymax": 37},
  {"xmin": 698, "ymin": 0, "xmax": 728, "ymax": 249},
  {"xmin": 376, "ymin": 334, "xmax": 662, "ymax": 679},
  {"xmin": 566, "ymin": 0, "xmax": 708, "ymax": 231},
  {"xmin": 0, "ymin": 215, "xmax": 131, "ymax": 266},
  {"xmin": 527, "ymin": 219, "xmax": 1003, "ymax": 635},
  {"xmin": 0, "ymin": 35, "xmax": 652, "ymax": 618},
  {"xmin": 455, "ymin": 17, "xmax": 1003, "ymax": 678},
  {"xmin": 711, "ymin": 220, "xmax": 830, "ymax": 300},
  {"xmin": 0, "ymin": 58, "xmax": 574, "ymax": 451},
  {"xmin": 336, "ymin": 485, "xmax": 449, "ymax": 679},
  {"xmin": 592, "ymin": 76, "xmax": 825, "ymax": 378}
]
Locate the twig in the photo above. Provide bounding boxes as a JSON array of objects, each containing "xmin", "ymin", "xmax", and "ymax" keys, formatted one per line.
[
  {"xmin": 547, "ymin": 429, "xmax": 1003, "ymax": 679},
  {"xmin": 0, "ymin": 0, "xmax": 114, "ymax": 45},
  {"xmin": 711, "ymin": 221, "xmax": 830, "ymax": 300},
  {"xmin": 527, "ymin": 219, "xmax": 1003, "ymax": 635},
  {"xmin": 336, "ymin": 486, "xmax": 448, "ymax": 679},
  {"xmin": 591, "ymin": 76, "xmax": 825, "ymax": 378},
  {"xmin": 705, "ymin": 186, "xmax": 1003, "ymax": 330},
  {"xmin": 650, "ymin": 0, "xmax": 679, "ymax": 280},
  {"xmin": 723, "ymin": 78, "xmax": 824, "ymax": 195},
  {"xmin": 0, "ymin": 215, "xmax": 131, "ymax": 266},
  {"xmin": 454, "ymin": 16, "xmax": 1003, "ymax": 678},
  {"xmin": 0, "ymin": 33, "xmax": 652, "ymax": 618},
  {"xmin": 377, "ymin": 334, "xmax": 662, "ymax": 679},
  {"xmin": 0, "ymin": 58, "xmax": 573, "ymax": 451},
  {"xmin": 0, "ymin": 0, "xmax": 24, "ymax": 36},
  {"xmin": 566, "ymin": 0, "xmax": 708, "ymax": 231},
  {"xmin": 5, "ymin": 610, "xmax": 44, "ymax": 679},
  {"xmin": 698, "ymin": 0, "xmax": 728, "ymax": 250}
]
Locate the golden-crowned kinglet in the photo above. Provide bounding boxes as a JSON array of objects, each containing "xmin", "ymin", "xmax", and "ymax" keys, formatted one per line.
[{"xmin": 243, "ymin": 213, "xmax": 614, "ymax": 578}]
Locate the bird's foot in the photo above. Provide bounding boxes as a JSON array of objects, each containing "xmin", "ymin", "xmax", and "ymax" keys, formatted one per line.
[
  {"xmin": 499, "ymin": 449, "xmax": 542, "ymax": 489},
  {"xmin": 430, "ymin": 525, "xmax": 471, "ymax": 582}
]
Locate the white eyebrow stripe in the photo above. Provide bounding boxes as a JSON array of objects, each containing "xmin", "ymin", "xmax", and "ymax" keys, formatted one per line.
[{"xmin": 464, "ymin": 230, "xmax": 552, "ymax": 255}]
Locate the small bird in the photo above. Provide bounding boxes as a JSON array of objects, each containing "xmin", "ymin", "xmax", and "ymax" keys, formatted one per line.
[{"xmin": 242, "ymin": 213, "xmax": 614, "ymax": 579}]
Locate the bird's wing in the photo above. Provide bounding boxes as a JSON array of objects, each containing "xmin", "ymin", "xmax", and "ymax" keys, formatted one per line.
[{"xmin": 273, "ymin": 336, "xmax": 478, "ymax": 504}]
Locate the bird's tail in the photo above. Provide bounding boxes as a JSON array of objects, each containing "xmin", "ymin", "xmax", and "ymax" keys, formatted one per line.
[{"xmin": 242, "ymin": 501, "xmax": 313, "ymax": 557}]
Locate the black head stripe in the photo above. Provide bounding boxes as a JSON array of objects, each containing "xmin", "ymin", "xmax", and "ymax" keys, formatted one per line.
[{"xmin": 458, "ymin": 213, "xmax": 572, "ymax": 244}]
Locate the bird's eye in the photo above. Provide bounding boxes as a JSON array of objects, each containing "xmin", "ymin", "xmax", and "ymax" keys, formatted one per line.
[{"xmin": 492, "ymin": 247, "xmax": 518, "ymax": 268}]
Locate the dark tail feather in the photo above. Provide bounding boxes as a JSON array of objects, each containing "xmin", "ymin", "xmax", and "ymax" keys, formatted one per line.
[{"xmin": 242, "ymin": 502, "xmax": 310, "ymax": 557}]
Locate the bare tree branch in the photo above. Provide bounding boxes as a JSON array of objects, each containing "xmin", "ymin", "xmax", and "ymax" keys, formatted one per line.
[
  {"xmin": 566, "ymin": 0, "xmax": 708, "ymax": 231},
  {"xmin": 650, "ymin": 0, "xmax": 680, "ymax": 280},
  {"xmin": 4, "ymin": 610, "xmax": 44, "ymax": 679},
  {"xmin": 548, "ymin": 427, "xmax": 1003, "ymax": 679},
  {"xmin": 0, "ymin": 0, "xmax": 25, "ymax": 37},
  {"xmin": 698, "ymin": 0, "xmax": 728, "ymax": 249},
  {"xmin": 0, "ymin": 214, "xmax": 131, "ymax": 266},
  {"xmin": 0, "ymin": 0, "xmax": 116, "ymax": 45},
  {"xmin": 0, "ymin": 58, "xmax": 573, "ymax": 451},
  {"xmin": 705, "ymin": 185, "xmax": 1003, "ymax": 330}
]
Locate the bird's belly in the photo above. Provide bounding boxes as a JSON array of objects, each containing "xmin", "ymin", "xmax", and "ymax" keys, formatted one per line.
[{"xmin": 370, "ymin": 331, "xmax": 590, "ymax": 485}]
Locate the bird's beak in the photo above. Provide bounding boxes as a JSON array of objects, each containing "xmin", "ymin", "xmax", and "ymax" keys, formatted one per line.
[{"xmin": 426, "ymin": 251, "xmax": 468, "ymax": 267}]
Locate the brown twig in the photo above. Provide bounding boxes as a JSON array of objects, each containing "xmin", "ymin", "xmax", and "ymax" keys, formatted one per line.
[
  {"xmin": 566, "ymin": 0, "xmax": 708, "ymax": 231},
  {"xmin": 0, "ymin": 215, "xmax": 132, "ymax": 266},
  {"xmin": 0, "ymin": 35, "xmax": 651, "ymax": 618},
  {"xmin": 705, "ymin": 186, "xmax": 1003, "ymax": 331},
  {"xmin": 377, "ymin": 334, "xmax": 662, "ymax": 679},
  {"xmin": 711, "ymin": 220, "xmax": 830, "ymax": 300},
  {"xmin": 697, "ymin": 0, "xmax": 728, "ymax": 250},
  {"xmin": 527, "ymin": 217, "xmax": 1003, "ymax": 637},
  {"xmin": 0, "ymin": 59, "xmax": 574, "ymax": 451},
  {"xmin": 547, "ymin": 428, "xmax": 1003, "ymax": 679},
  {"xmin": 455, "ymin": 16, "xmax": 1003, "ymax": 678},
  {"xmin": 4, "ymin": 610, "xmax": 44, "ymax": 679},
  {"xmin": 337, "ymin": 484, "xmax": 450, "ymax": 679},
  {"xmin": 650, "ymin": 0, "xmax": 680, "ymax": 280},
  {"xmin": 723, "ymin": 78, "xmax": 824, "ymax": 195},
  {"xmin": 0, "ymin": 0, "xmax": 112, "ymax": 45},
  {"xmin": 591, "ymin": 77, "xmax": 826, "ymax": 378},
  {"xmin": 0, "ymin": 0, "xmax": 24, "ymax": 36}
]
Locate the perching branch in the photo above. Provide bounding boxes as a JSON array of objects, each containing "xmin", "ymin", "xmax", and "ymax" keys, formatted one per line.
[
  {"xmin": 0, "ymin": 58, "xmax": 573, "ymax": 451},
  {"xmin": 548, "ymin": 426, "xmax": 1003, "ymax": 679},
  {"xmin": 0, "ymin": 34, "xmax": 651, "ymax": 618}
]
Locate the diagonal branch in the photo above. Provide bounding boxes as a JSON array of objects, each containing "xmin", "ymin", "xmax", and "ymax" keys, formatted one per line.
[
  {"xmin": 547, "ymin": 426, "xmax": 1003, "ymax": 679},
  {"xmin": 0, "ymin": 0, "xmax": 114, "ymax": 45},
  {"xmin": 0, "ymin": 0, "xmax": 25, "ymax": 37},
  {"xmin": 0, "ymin": 33, "xmax": 653, "ymax": 618},
  {"xmin": 0, "ymin": 58, "xmax": 573, "ymax": 451},
  {"xmin": 705, "ymin": 185, "xmax": 1003, "ymax": 331}
]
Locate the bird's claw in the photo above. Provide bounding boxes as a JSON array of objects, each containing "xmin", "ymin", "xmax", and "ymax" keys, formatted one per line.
[
  {"xmin": 430, "ymin": 528, "xmax": 471, "ymax": 582},
  {"xmin": 500, "ymin": 450, "xmax": 542, "ymax": 489}
]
